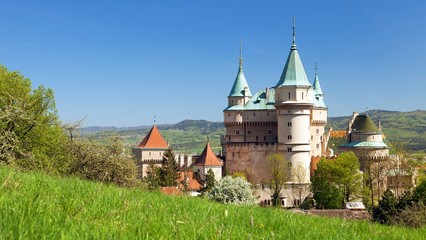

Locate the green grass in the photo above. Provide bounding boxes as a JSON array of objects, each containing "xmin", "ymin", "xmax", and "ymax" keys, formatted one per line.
[{"xmin": 1, "ymin": 166, "xmax": 425, "ymax": 239}]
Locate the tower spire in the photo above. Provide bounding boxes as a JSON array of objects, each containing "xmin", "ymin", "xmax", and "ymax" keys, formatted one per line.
[
  {"xmin": 239, "ymin": 40, "xmax": 243, "ymax": 69},
  {"xmin": 291, "ymin": 16, "xmax": 297, "ymax": 50}
]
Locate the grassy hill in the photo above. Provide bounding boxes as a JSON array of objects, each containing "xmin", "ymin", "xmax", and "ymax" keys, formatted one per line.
[
  {"xmin": 81, "ymin": 110, "xmax": 426, "ymax": 153},
  {"xmin": 1, "ymin": 166, "xmax": 425, "ymax": 239}
]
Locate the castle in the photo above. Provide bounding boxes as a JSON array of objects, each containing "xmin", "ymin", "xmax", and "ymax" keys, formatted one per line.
[{"xmin": 222, "ymin": 20, "xmax": 328, "ymax": 186}]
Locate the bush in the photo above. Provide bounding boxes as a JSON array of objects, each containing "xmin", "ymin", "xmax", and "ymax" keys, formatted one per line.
[
  {"xmin": 208, "ymin": 176, "xmax": 257, "ymax": 205},
  {"xmin": 68, "ymin": 137, "xmax": 138, "ymax": 187}
]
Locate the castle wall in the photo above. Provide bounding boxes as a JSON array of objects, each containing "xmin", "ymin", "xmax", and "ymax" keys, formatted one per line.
[{"xmin": 225, "ymin": 143, "xmax": 278, "ymax": 183}]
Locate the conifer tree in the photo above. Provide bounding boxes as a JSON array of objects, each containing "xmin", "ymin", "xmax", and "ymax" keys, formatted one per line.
[
  {"xmin": 159, "ymin": 147, "xmax": 180, "ymax": 187},
  {"xmin": 373, "ymin": 189, "xmax": 398, "ymax": 224},
  {"xmin": 201, "ymin": 169, "xmax": 215, "ymax": 195}
]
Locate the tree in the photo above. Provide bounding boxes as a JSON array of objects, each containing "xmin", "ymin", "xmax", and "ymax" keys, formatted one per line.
[
  {"xmin": 413, "ymin": 180, "xmax": 426, "ymax": 205},
  {"xmin": 208, "ymin": 176, "xmax": 257, "ymax": 205},
  {"xmin": 373, "ymin": 189, "xmax": 398, "ymax": 224},
  {"xmin": 200, "ymin": 169, "xmax": 215, "ymax": 195},
  {"xmin": 291, "ymin": 163, "xmax": 311, "ymax": 207},
  {"xmin": 311, "ymin": 152, "xmax": 363, "ymax": 208},
  {"xmin": 159, "ymin": 147, "xmax": 180, "ymax": 187},
  {"xmin": 312, "ymin": 159, "xmax": 342, "ymax": 209},
  {"xmin": 0, "ymin": 65, "xmax": 69, "ymax": 173},
  {"xmin": 266, "ymin": 153, "xmax": 288, "ymax": 206},
  {"xmin": 144, "ymin": 162, "xmax": 160, "ymax": 190},
  {"xmin": 68, "ymin": 137, "xmax": 138, "ymax": 187}
]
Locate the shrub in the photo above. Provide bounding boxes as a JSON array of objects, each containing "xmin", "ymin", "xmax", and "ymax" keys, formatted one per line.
[
  {"xmin": 208, "ymin": 176, "xmax": 257, "ymax": 205},
  {"xmin": 68, "ymin": 137, "xmax": 138, "ymax": 187}
]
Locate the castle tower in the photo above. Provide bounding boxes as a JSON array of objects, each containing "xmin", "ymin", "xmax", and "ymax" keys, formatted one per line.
[
  {"xmin": 310, "ymin": 64, "xmax": 328, "ymax": 157},
  {"xmin": 274, "ymin": 18, "xmax": 313, "ymax": 183},
  {"xmin": 132, "ymin": 124, "xmax": 169, "ymax": 178},
  {"xmin": 227, "ymin": 41, "xmax": 252, "ymax": 108}
]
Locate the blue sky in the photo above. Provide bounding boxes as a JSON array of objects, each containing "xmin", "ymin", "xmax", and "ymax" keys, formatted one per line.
[{"xmin": 1, "ymin": 1, "xmax": 425, "ymax": 127}]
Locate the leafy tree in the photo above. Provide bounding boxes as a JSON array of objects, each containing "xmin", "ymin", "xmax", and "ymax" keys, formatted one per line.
[
  {"xmin": 159, "ymin": 147, "xmax": 180, "ymax": 187},
  {"xmin": 208, "ymin": 176, "xmax": 257, "ymax": 205},
  {"xmin": 0, "ymin": 65, "xmax": 69, "ymax": 173},
  {"xmin": 144, "ymin": 162, "xmax": 160, "ymax": 190},
  {"xmin": 68, "ymin": 137, "xmax": 138, "ymax": 187},
  {"xmin": 312, "ymin": 160, "xmax": 342, "ymax": 209},
  {"xmin": 311, "ymin": 152, "xmax": 363, "ymax": 208},
  {"xmin": 373, "ymin": 189, "xmax": 398, "ymax": 224},
  {"xmin": 266, "ymin": 153, "xmax": 288, "ymax": 206}
]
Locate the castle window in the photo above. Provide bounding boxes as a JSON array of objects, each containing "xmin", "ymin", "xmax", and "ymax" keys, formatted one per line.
[
  {"xmin": 316, "ymin": 129, "xmax": 319, "ymax": 134},
  {"xmin": 267, "ymin": 113, "xmax": 269, "ymax": 116},
  {"xmin": 247, "ymin": 130, "xmax": 252, "ymax": 135},
  {"xmin": 302, "ymin": 92, "xmax": 304, "ymax": 99},
  {"xmin": 236, "ymin": 130, "xmax": 240, "ymax": 135},
  {"xmin": 288, "ymin": 92, "xmax": 291, "ymax": 99},
  {"xmin": 316, "ymin": 144, "xmax": 320, "ymax": 149},
  {"xmin": 288, "ymin": 110, "xmax": 291, "ymax": 113},
  {"xmin": 287, "ymin": 148, "xmax": 292, "ymax": 152},
  {"xmin": 311, "ymin": 135, "xmax": 313, "ymax": 140},
  {"xmin": 228, "ymin": 113, "xmax": 230, "ymax": 117},
  {"xmin": 256, "ymin": 136, "xmax": 259, "ymax": 142},
  {"xmin": 253, "ymin": 113, "xmax": 256, "ymax": 116},
  {"xmin": 288, "ymin": 135, "xmax": 292, "ymax": 140},
  {"xmin": 288, "ymin": 122, "xmax": 292, "ymax": 127},
  {"xmin": 149, "ymin": 152, "xmax": 151, "ymax": 156},
  {"xmin": 267, "ymin": 129, "xmax": 272, "ymax": 135},
  {"xmin": 264, "ymin": 136, "xmax": 266, "ymax": 141}
]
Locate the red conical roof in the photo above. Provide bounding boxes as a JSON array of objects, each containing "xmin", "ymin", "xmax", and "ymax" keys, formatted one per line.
[
  {"xmin": 136, "ymin": 125, "xmax": 168, "ymax": 148},
  {"xmin": 193, "ymin": 142, "xmax": 222, "ymax": 167}
]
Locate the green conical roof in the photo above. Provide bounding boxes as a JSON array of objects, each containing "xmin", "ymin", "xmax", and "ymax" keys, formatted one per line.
[
  {"xmin": 275, "ymin": 24, "xmax": 311, "ymax": 88},
  {"xmin": 313, "ymin": 71, "xmax": 323, "ymax": 95},
  {"xmin": 229, "ymin": 43, "xmax": 252, "ymax": 97},
  {"xmin": 228, "ymin": 67, "xmax": 251, "ymax": 97},
  {"xmin": 351, "ymin": 115, "xmax": 380, "ymax": 133}
]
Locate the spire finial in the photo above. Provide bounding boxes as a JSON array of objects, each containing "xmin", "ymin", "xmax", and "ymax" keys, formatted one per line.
[
  {"xmin": 315, "ymin": 61, "xmax": 318, "ymax": 75},
  {"xmin": 239, "ymin": 40, "xmax": 243, "ymax": 69},
  {"xmin": 207, "ymin": 136, "xmax": 210, "ymax": 143},
  {"xmin": 366, "ymin": 107, "xmax": 369, "ymax": 116},
  {"xmin": 154, "ymin": 115, "xmax": 156, "ymax": 125},
  {"xmin": 291, "ymin": 16, "xmax": 297, "ymax": 49}
]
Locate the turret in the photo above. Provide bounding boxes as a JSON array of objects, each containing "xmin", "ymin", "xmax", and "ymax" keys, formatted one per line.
[{"xmin": 227, "ymin": 41, "xmax": 252, "ymax": 107}]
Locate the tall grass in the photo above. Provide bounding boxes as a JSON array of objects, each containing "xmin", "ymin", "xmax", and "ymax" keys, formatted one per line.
[{"xmin": 1, "ymin": 166, "xmax": 425, "ymax": 239}]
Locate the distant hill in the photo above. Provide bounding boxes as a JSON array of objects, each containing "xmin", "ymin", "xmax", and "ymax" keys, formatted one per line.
[{"xmin": 81, "ymin": 110, "xmax": 426, "ymax": 152}]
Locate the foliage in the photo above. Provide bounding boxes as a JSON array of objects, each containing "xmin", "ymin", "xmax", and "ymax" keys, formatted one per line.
[
  {"xmin": 2, "ymin": 166, "xmax": 426, "ymax": 239},
  {"xmin": 312, "ymin": 161, "xmax": 342, "ymax": 209},
  {"xmin": 0, "ymin": 65, "xmax": 68, "ymax": 173},
  {"xmin": 159, "ymin": 147, "xmax": 180, "ymax": 187},
  {"xmin": 200, "ymin": 168, "xmax": 215, "ymax": 195},
  {"xmin": 68, "ymin": 137, "xmax": 138, "ymax": 187},
  {"xmin": 413, "ymin": 179, "xmax": 426, "ymax": 205},
  {"xmin": 144, "ymin": 162, "xmax": 160, "ymax": 190},
  {"xmin": 312, "ymin": 152, "xmax": 363, "ymax": 208},
  {"xmin": 372, "ymin": 189, "xmax": 398, "ymax": 224},
  {"xmin": 374, "ymin": 182, "xmax": 426, "ymax": 227},
  {"xmin": 208, "ymin": 176, "xmax": 257, "ymax": 205},
  {"xmin": 266, "ymin": 153, "xmax": 288, "ymax": 206}
]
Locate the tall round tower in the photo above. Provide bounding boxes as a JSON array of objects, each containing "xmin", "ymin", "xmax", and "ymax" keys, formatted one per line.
[{"xmin": 274, "ymin": 18, "xmax": 313, "ymax": 183}]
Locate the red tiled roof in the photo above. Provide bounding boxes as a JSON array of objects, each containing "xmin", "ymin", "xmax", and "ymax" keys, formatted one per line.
[
  {"xmin": 179, "ymin": 171, "xmax": 202, "ymax": 191},
  {"xmin": 136, "ymin": 125, "xmax": 168, "ymax": 148},
  {"xmin": 193, "ymin": 142, "xmax": 222, "ymax": 167}
]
